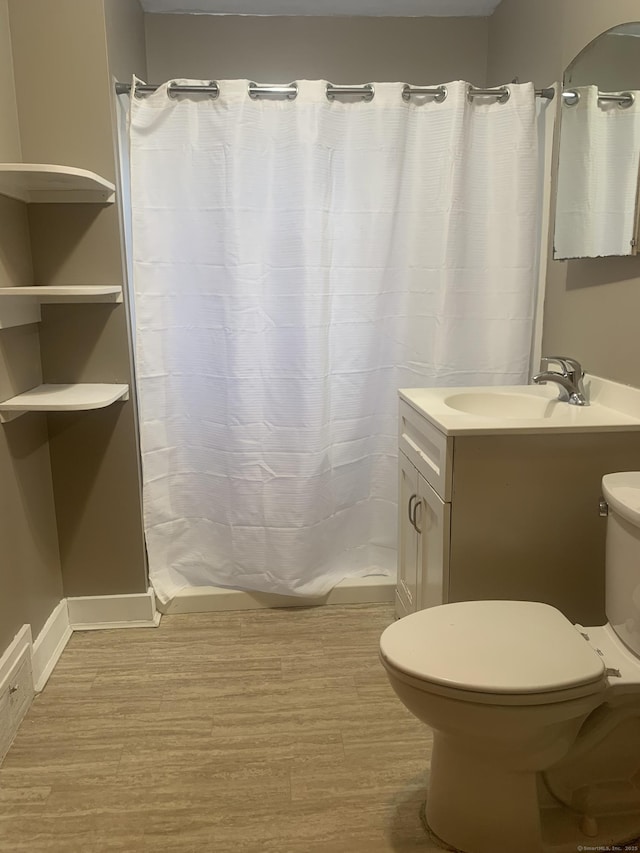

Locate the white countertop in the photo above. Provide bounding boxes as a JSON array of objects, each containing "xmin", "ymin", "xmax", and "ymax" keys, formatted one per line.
[{"xmin": 400, "ymin": 375, "xmax": 640, "ymax": 436}]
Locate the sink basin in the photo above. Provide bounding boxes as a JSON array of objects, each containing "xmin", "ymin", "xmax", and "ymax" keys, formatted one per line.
[
  {"xmin": 401, "ymin": 377, "xmax": 640, "ymax": 435},
  {"xmin": 445, "ymin": 392, "xmax": 557, "ymax": 419}
]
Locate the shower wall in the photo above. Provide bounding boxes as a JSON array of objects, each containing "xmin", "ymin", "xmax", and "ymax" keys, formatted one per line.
[{"xmin": 145, "ymin": 14, "xmax": 489, "ymax": 85}]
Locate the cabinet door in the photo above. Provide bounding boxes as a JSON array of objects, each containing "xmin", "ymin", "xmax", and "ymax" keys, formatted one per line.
[
  {"xmin": 396, "ymin": 453, "xmax": 420, "ymax": 618},
  {"xmin": 416, "ymin": 474, "xmax": 450, "ymax": 610}
]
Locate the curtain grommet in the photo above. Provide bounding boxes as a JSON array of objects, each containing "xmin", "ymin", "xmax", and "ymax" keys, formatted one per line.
[
  {"xmin": 467, "ymin": 85, "xmax": 510, "ymax": 104},
  {"xmin": 563, "ymin": 90, "xmax": 580, "ymax": 107},
  {"xmin": 248, "ymin": 82, "xmax": 298, "ymax": 100},
  {"xmin": 326, "ymin": 83, "xmax": 374, "ymax": 102},
  {"xmin": 618, "ymin": 92, "xmax": 635, "ymax": 109},
  {"xmin": 402, "ymin": 84, "xmax": 447, "ymax": 103},
  {"xmin": 167, "ymin": 81, "xmax": 219, "ymax": 100}
]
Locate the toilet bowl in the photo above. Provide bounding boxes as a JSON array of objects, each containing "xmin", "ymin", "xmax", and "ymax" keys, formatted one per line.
[{"xmin": 380, "ymin": 472, "xmax": 640, "ymax": 853}]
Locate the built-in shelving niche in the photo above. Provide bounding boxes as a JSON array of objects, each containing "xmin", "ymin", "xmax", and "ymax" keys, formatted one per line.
[{"xmin": 0, "ymin": 164, "xmax": 127, "ymax": 423}]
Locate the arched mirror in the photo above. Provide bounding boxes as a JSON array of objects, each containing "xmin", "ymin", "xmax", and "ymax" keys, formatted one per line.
[{"xmin": 554, "ymin": 23, "xmax": 640, "ymax": 259}]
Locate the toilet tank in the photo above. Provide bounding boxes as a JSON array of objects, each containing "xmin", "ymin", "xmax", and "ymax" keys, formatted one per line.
[{"xmin": 603, "ymin": 472, "xmax": 640, "ymax": 657}]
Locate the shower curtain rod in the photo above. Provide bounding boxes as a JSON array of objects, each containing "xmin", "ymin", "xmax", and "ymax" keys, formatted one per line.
[
  {"xmin": 562, "ymin": 88, "xmax": 635, "ymax": 107},
  {"xmin": 115, "ymin": 80, "xmax": 556, "ymax": 102}
]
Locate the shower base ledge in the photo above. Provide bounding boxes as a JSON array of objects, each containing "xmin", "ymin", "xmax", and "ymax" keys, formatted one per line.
[{"xmin": 156, "ymin": 574, "xmax": 396, "ymax": 614}]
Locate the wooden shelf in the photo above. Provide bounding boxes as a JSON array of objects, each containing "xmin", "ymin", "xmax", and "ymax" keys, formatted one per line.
[
  {"xmin": 0, "ymin": 286, "xmax": 123, "ymax": 329},
  {"xmin": 0, "ymin": 384, "xmax": 129, "ymax": 423},
  {"xmin": 0, "ymin": 164, "xmax": 115, "ymax": 204}
]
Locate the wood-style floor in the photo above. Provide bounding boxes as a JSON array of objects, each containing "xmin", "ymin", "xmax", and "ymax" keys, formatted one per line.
[{"xmin": 0, "ymin": 603, "xmax": 439, "ymax": 852}]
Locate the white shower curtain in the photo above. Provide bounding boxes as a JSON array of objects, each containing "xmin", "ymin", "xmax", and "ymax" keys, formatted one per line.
[
  {"xmin": 129, "ymin": 79, "xmax": 539, "ymax": 603},
  {"xmin": 555, "ymin": 85, "xmax": 640, "ymax": 258}
]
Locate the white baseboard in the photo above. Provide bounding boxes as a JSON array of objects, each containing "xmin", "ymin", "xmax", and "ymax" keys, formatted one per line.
[
  {"xmin": 0, "ymin": 626, "xmax": 34, "ymax": 763},
  {"xmin": 31, "ymin": 600, "xmax": 72, "ymax": 692},
  {"xmin": 67, "ymin": 589, "xmax": 160, "ymax": 630},
  {"xmin": 158, "ymin": 574, "xmax": 396, "ymax": 614},
  {"xmin": 0, "ymin": 590, "xmax": 161, "ymax": 762}
]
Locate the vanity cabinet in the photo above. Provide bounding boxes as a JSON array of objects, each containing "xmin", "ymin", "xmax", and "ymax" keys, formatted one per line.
[
  {"xmin": 396, "ymin": 396, "xmax": 640, "ymax": 625},
  {"xmin": 397, "ymin": 455, "xmax": 450, "ymax": 617},
  {"xmin": 397, "ymin": 453, "xmax": 420, "ymax": 615},
  {"xmin": 397, "ymin": 405, "xmax": 451, "ymax": 618}
]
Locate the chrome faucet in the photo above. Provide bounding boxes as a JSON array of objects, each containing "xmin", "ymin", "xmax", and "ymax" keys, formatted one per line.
[{"xmin": 532, "ymin": 356, "xmax": 588, "ymax": 406}]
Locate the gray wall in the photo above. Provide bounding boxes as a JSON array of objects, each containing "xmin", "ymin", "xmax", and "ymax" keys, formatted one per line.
[
  {"xmin": 0, "ymin": 0, "xmax": 64, "ymax": 651},
  {"xmin": 145, "ymin": 14, "xmax": 489, "ymax": 84},
  {"xmin": 9, "ymin": 0, "xmax": 148, "ymax": 599},
  {"xmin": 488, "ymin": 0, "xmax": 640, "ymax": 387},
  {"xmin": 0, "ymin": 0, "xmax": 148, "ymax": 646},
  {"xmin": 105, "ymin": 0, "xmax": 148, "ymax": 85}
]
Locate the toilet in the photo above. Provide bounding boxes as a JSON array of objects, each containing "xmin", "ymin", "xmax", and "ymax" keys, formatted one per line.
[{"xmin": 380, "ymin": 472, "xmax": 640, "ymax": 853}]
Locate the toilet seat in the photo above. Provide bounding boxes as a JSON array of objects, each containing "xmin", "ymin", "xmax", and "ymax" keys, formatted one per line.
[
  {"xmin": 580, "ymin": 622, "xmax": 640, "ymax": 696},
  {"xmin": 380, "ymin": 600, "xmax": 608, "ymax": 706}
]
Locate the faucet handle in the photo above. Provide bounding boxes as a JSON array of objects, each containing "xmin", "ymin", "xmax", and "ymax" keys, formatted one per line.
[
  {"xmin": 561, "ymin": 357, "xmax": 584, "ymax": 379},
  {"xmin": 540, "ymin": 356, "xmax": 584, "ymax": 380}
]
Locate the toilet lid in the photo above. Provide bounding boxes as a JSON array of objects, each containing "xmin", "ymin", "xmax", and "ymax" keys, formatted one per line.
[{"xmin": 380, "ymin": 600, "xmax": 606, "ymax": 695}]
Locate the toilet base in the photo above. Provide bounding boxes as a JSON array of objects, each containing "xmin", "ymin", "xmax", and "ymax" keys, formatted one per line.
[
  {"xmin": 419, "ymin": 735, "xmax": 640, "ymax": 853},
  {"xmin": 419, "ymin": 801, "xmax": 460, "ymax": 851},
  {"xmin": 421, "ymin": 798, "xmax": 640, "ymax": 853},
  {"xmin": 426, "ymin": 735, "xmax": 544, "ymax": 853}
]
